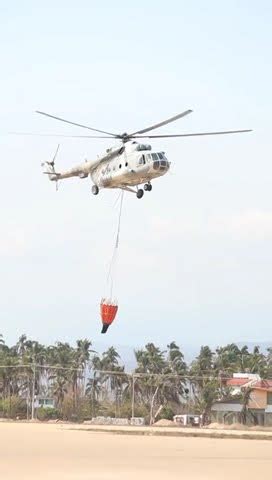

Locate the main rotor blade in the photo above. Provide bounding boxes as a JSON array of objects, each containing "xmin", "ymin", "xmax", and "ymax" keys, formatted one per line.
[
  {"xmin": 10, "ymin": 132, "xmax": 114, "ymax": 138},
  {"xmin": 36, "ymin": 111, "xmax": 118, "ymax": 137},
  {"xmin": 129, "ymin": 109, "xmax": 193, "ymax": 136},
  {"xmin": 131, "ymin": 129, "xmax": 252, "ymax": 138},
  {"xmin": 52, "ymin": 144, "xmax": 60, "ymax": 163}
]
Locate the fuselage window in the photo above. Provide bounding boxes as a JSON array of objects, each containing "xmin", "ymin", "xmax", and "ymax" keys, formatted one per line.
[
  {"xmin": 125, "ymin": 162, "xmax": 128, "ymax": 167},
  {"xmin": 119, "ymin": 164, "xmax": 122, "ymax": 169}
]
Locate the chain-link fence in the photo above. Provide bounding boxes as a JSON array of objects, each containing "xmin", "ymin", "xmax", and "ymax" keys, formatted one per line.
[{"xmin": 0, "ymin": 364, "xmax": 232, "ymax": 424}]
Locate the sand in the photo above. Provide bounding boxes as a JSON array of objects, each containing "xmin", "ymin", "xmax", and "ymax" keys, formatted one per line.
[
  {"xmin": 153, "ymin": 418, "xmax": 176, "ymax": 426},
  {"xmin": 1, "ymin": 422, "xmax": 272, "ymax": 480}
]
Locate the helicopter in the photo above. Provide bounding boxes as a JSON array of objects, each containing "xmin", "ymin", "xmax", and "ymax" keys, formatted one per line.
[{"xmin": 38, "ymin": 109, "xmax": 252, "ymax": 199}]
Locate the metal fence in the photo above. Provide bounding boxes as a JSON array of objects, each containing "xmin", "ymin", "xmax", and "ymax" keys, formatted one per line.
[{"xmin": 0, "ymin": 363, "xmax": 232, "ymax": 422}]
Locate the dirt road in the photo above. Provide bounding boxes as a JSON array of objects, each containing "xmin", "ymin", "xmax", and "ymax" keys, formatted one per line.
[{"xmin": 0, "ymin": 422, "xmax": 271, "ymax": 479}]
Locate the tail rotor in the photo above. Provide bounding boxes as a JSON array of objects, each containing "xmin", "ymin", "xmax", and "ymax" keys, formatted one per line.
[{"xmin": 42, "ymin": 144, "xmax": 60, "ymax": 190}]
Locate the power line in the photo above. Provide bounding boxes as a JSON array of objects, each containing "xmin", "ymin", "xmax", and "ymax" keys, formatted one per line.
[{"xmin": 0, "ymin": 364, "xmax": 269, "ymax": 380}]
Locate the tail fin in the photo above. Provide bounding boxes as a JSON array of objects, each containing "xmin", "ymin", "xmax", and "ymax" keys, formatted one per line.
[
  {"xmin": 42, "ymin": 162, "xmax": 58, "ymax": 181},
  {"xmin": 42, "ymin": 144, "xmax": 60, "ymax": 183}
]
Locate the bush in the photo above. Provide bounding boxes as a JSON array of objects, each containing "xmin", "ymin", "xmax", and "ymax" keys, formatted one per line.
[
  {"xmin": 157, "ymin": 405, "xmax": 174, "ymax": 421},
  {"xmin": 36, "ymin": 407, "xmax": 61, "ymax": 421},
  {"xmin": 96, "ymin": 401, "xmax": 116, "ymax": 418},
  {"xmin": 0, "ymin": 396, "xmax": 27, "ymax": 419},
  {"xmin": 61, "ymin": 396, "xmax": 92, "ymax": 422},
  {"xmin": 96, "ymin": 400, "xmax": 149, "ymax": 420},
  {"xmin": 75, "ymin": 397, "xmax": 92, "ymax": 422},
  {"xmin": 61, "ymin": 396, "xmax": 74, "ymax": 421}
]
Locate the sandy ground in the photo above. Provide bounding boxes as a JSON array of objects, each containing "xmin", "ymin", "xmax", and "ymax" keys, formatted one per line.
[{"xmin": 1, "ymin": 423, "xmax": 272, "ymax": 480}]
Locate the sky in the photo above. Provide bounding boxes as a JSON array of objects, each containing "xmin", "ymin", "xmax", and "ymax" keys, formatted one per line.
[{"xmin": 0, "ymin": 1, "xmax": 272, "ymax": 356}]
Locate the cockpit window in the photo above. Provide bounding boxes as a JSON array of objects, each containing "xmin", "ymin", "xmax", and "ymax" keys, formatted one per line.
[
  {"xmin": 158, "ymin": 153, "xmax": 164, "ymax": 159},
  {"xmin": 138, "ymin": 155, "xmax": 146, "ymax": 165},
  {"xmin": 136, "ymin": 144, "xmax": 152, "ymax": 151},
  {"xmin": 151, "ymin": 153, "xmax": 158, "ymax": 160}
]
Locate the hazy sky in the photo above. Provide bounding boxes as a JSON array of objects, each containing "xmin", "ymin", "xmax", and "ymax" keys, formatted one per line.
[{"xmin": 1, "ymin": 1, "xmax": 271, "ymax": 353}]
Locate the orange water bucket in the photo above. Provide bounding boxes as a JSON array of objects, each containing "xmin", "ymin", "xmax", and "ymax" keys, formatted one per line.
[{"xmin": 100, "ymin": 300, "xmax": 118, "ymax": 333}]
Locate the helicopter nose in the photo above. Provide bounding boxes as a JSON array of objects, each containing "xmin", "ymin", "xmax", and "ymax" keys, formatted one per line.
[{"xmin": 153, "ymin": 159, "xmax": 170, "ymax": 171}]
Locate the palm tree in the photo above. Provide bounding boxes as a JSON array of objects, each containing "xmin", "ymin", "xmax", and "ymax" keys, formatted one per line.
[
  {"xmin": 134, "ymin": 343, "xmax": 169, "ymax": 424},
  {"xmin": 240, "ymin": 386, "xmax": 256, "ymax": 425},
  {"xmin": 88, "ymin": 347, "xmax": 127, "ymax": 417},
  {"xmin": 0, "ymin": 346, "xmax": 19, "ymax": 417},
  {"xmin": 190, "ymin": 346, "xmax": 219, "ymax": 424},
  {"xmin": 247, "ymin": 346, "xmax": 266, "ymax": 376},
  {"xmin": 167, "ymin": 342, "xmax": 187, "ymax": 373},
  {"xmin": 71, "ymin": 339, "xmax": 93, "ymax": 409},
  {"xmin": 85, "ymin": 374, "xmax": 102, "ymax": 416},
  {"xmin": 215, "ymin": 344, "xmax": 241, "ymax": 375},
  {"xmin": 52, "ymin": 375, "xmax": 68, "ymax": 414},
  {"xmin": 100, "ymin": 347, "xmax": 127, "ymax": 416},
  {"xmin": 266, "ymin": 347, "xmax": 272, "ymax": 378},
  {"xmin": 15, "ymin": 334, "xmax": 28, "ymax": 359},
  {"xmin": 165, "ymin": 342, "xmax": 187, "ymax": 403},
  {"xmin": 135, "ymin": 343, "xmax": 166, "ymax": 374}
]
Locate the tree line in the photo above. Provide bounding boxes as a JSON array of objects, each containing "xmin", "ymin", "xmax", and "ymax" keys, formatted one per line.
[{"xmin": 0, "ymin": 334, "xmax": 271, "ymax": 423}]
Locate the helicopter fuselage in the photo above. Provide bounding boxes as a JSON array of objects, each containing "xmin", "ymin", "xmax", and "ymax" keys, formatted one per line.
[
  {"xmin": 45, "ymin": 141, "xmax": 170, "ymax": 196},
  {"xmin": 91, "ymin": 142, "xmax": 170, "ymax": 189}
]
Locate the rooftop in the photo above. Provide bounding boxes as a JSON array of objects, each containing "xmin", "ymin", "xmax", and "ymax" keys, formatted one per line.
[
  {"xmin": 226, "ymin": 378, "xmax": 251, "ymax": 387},
  {"xmin": 251, "ymin": 380, "xmax": 272, "ymax": 390}
]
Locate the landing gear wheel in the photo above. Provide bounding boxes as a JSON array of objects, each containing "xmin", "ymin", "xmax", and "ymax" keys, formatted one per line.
[
  {"xmin": 92, "ymin": 185, "xmax": 99, "ymax": 195},
  {"xmin": 144, "ymin": 183, "xmax": 152, "ymax": 191},
  {"xmin": 136, "ymin": 188, "xmax": 144, "ymax": 199}
]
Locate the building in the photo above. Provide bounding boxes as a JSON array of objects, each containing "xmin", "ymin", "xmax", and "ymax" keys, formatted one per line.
[
  {"xmin": 225, "ymin": 373, "xmax": 260, "ymax": 395},
  {"xmin": 211, "ymin": 375, "xmax": 272, "ymax": 426},
  {"xmin": 246, "ymin": 380, "xmax": 272, "ymax": 426},
  {"xmin": 211, "ymin": 398, "xmax": 242, "ymax": 425},
  {"xmin": 34, "ymin": 396, "xmax": 55, "ymax": 409}
]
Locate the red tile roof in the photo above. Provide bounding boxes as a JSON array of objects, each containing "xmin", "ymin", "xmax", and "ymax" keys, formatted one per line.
[
  {"xmin": 226, "ymin": 378, "xmax": 250, "ymax": 387},
  {"xmin": 252, "ymin": 380, "xmax": 272, "ymax": 390}
]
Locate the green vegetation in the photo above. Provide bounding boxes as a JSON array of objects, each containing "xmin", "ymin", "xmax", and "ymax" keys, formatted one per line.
[{"xmin": 0, "ymin": 335, "xmax": 271, "ymax": 423}]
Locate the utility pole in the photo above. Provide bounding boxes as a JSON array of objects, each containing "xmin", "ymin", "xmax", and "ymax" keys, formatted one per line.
[
  {"xmin": 31, "ymin": 363, "xmax": 36, "ymax": 421},
  {"xmin": 131, "ymin": 374, "xmax": 135, "ymax": 418},
  {"xmin": 26, "ymin": 377, "xmax": 29, "ymax": 420}
]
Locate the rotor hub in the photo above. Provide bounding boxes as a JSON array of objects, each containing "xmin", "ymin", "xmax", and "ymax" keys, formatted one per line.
[{"xmin": 120, "ymin": 132, "xmax": 130, "ymax": 143}]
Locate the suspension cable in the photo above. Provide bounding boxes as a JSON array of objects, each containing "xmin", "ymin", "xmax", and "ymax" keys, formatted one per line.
[{"xmin": 107, "ymin": 190, "xmax": 124, "ymax": 299}]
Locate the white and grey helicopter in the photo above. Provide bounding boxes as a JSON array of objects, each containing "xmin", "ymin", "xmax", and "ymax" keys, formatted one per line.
[{"xmin": 37, "ymin": 109, "xmax": 251, "ymax": 199}]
